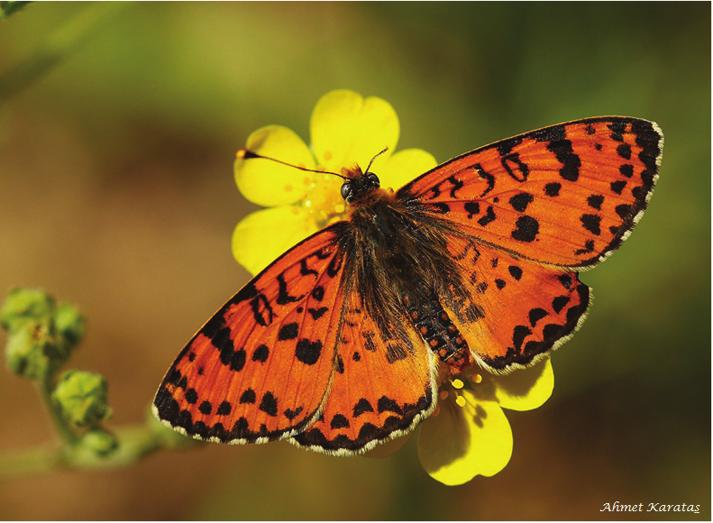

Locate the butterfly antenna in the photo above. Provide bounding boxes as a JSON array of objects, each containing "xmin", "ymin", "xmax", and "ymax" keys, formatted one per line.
[
  {"xmin": 364, "ymin": 147, "xmax": 389, "ymax": 174},
  {"xmin": 236, "ymin": 148, "xmax": 349, "ymax": 180}
]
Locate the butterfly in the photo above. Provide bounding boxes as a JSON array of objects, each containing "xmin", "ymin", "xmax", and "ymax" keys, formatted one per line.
[{"xmin": 153, "ymin": 117, "xmax": 663, "ymax": 454}]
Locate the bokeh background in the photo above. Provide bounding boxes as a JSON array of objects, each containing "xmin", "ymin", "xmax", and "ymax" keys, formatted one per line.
[{"xmin": 0, "ymin": 2, "xmax": 709, "ymax": 520}]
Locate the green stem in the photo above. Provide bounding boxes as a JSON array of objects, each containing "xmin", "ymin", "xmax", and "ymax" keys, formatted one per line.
[
  {"xmin": 37, "ymin": 374, "xmax": 78, "ymax": 447},
  {"xmin": 0, "ymin": 444, "xmax": 61, "ymax": 476},
  {"xmin": 0, "ymin": 421, "xmax": 181, "ymax": 479}
]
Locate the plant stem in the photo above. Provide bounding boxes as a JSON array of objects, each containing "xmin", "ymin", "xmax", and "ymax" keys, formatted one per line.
[
  {"xmin": 37, "ymin": 374, "xmax": 78, "ymax": 447},
  {"xmin": 0, "ymin": 444, "xmax": 60, "ymax": 476},
  {"xmin": 0, "ymin": 421, "xmax": 184, "ymax": 479}
]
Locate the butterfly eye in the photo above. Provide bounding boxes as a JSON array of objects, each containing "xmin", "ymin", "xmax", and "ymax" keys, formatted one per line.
[
  {"xmin": 366, "ymin": 173, "xmax": 380, "ymax": 187},
  {"xmin": 340, "ymin": 182, "xmax": 354, "ymax": 202}
]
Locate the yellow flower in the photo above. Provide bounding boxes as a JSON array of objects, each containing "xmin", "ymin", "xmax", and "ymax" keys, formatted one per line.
[
  {"xmin": 232, "ymin": 89, "xmax": 556, "ymax": 486},
  {"xmin": 417, "ymin": 359, "xmax": 554, "ymax": 486},
  {"xmin": 232, "ymin": 89, "xmax": 437, "ymax": 275}
]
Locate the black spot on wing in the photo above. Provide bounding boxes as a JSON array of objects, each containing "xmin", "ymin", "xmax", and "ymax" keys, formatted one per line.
[
  {"xmin": 295, "ymin": 339, "xmax": 322, "ymax": 365},
  {"xmin": 617, "ymin": 143, "xmax": 632, "ymax": 159},
  {"xmin": 528, "ymin": 308, "xmax": 548, "ymax": 327},
  {"xmin": 575, "ymin": 239, "xmax": 595, "ymax": 255},
  {"xmin": 511, "ymin": 215, "xmax": 539, "ymax": 242},
  {"xmin": 464, "ymin": 201, "xmax": 480, "ymax": 218},
  {"xmin": 508, "ymin": 265, "xmax": 523, "ymax": 280},
  {"xmin": 353, "ymin": 398, "xmax": 374, "ymax": 417},
  {"xmin": 477, "ymin": 206, "xmax": 496, "ymax": 226},
  {"xmin": 587, "ymin": 195, "xmax": 604, "ymax": 210},
  {"xmin": 552, "ymin": 296, "xmax": 570, "ymax": 313},
  {"xmin": 284, "ymin": 406, "xmax": 303, "ymax": 420},
  {"xmin": 610, "ymin": 180, "xmax": 627, "ymax": 195},
  {"xmin": 330, "ymin": 414, "xmax": 350, "ymax": 429},
  {"xmin": 240, "ymin": 388, "xmax": 256, "ymax": 404},
  {"xmin": 259, "ymin": 392, "xmax": 278, "ymax": 416},
  {"xmin": 547, "ymin": 135, "xmax": 581, "ymax": 181},
  {"xmin": 544, "ymin": 182, "xmax": 561, "ymax": 196},
  {"xmin": 252, "ymin": 344, "xmax": 269, "ymax": 362},
  {"xmin": 580, "ymin": 214, "xmax": 602, "ymax": 235},
  {"xmin": 312, "ymin": 286, "xmax": 325, "ymax": 301},
  {"xmin": 278, "ymin": 322, "xmax": 299, "ymax": 340},
  {"xmin": 619, "ymin": 164, "xmax": 634, "ymax": 178},
  {"xmin": 377, "ymin": 396, "xmax": 402, "ymax": 414},
  {"xmin": 185, "ymin": 388, "xmax": 198, "ymax": 404},
  {"xmin": 509, "ymin": 192, "xmax": 534, "ymax": 212},
  {"xmin": 512, "ymin": 325, "xmax": 532, "ymax": 351},
  {"xmin": 213, "ymin": 327, "xmax": 246, "ymax": 372},
  {"xmin": 558, "ymin": 274, "xmax": 572, "ymax": 289},
  {"xmin": 308, "ymin": 307, "xmax": 329, "ymax": 320}
]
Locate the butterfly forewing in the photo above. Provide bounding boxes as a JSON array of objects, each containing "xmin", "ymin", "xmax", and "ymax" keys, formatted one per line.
[
  {"xmin": 398, "ymin": 117, "xmax": 663, "ymax": 268},
  {"xmin": 153, "ymin": 223, "xmax": 350, "ymax": 443}
]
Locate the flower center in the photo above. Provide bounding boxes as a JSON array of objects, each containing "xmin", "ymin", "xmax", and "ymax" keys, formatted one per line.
[
  {"xmin": 300, "ymin": 172, "xmax": 346, "ymax": 227},
  {"xmin": 433, "ymin": 371, "xmax": 484, "ymax": 416}
]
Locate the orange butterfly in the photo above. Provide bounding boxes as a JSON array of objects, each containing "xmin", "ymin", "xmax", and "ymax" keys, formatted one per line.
[{"xmin": 154, "ymin": 117, "xmax": 663, "ymax": 454}]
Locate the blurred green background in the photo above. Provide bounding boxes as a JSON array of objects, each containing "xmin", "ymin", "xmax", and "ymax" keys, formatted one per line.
[{"xmin": 0, "ymin": 1, "xmax": 709, "ymax": 520}]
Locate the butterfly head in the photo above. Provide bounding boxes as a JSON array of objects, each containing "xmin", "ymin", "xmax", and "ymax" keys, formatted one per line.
[
  {"xmin": 340, "ymin": 170, "xmax": 380, "ymax": 204},
  {"xmin": 339, "ymin": 147, "xmax": 389, "ymax": 205}
]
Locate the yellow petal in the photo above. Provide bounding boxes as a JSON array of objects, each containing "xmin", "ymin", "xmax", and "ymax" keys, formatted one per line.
[
  {"xmin": 232, "ymin": 206, "xmax": 318, "ymax": 276},
  {"xmin": 310, "ymin": 89, "xmax": 399, "ymax": 173},
  {"xmin": 493, "ymin": 359, "xmax": 555, "ymax": 412},
  {"xmin": 235, "ymin": 125, "xmax": 315, "ymax": 207},
  {"xmin": 417, "ymin": 393, "xmax": 513, "ymax": 486},
  {"xmin": 378, "ymin": 148, "xmax": 437, "ymax": 192}
]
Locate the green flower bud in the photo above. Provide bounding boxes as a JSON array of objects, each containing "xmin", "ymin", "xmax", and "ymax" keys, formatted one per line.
[
  {"xmin": 2, "ymin": 289, "xmax": 86, "ymax": 379},
  {"xmin": 5, "ymin": 320, "xmax": 54, "ymax": 379},
  {"xmin": 80, "ymin": 428, "xmax": 118, "ymax": 457},
  {"xmin": 0, "ymin": 288, "xmax": 55, "ymax": 333},
  {"xmin": 52, "ymin": 370, "xmax": 111, "ymax": 428},
  {"xmin": 53, "ymin": 302, "xmax": 85, "ymax": 349}
]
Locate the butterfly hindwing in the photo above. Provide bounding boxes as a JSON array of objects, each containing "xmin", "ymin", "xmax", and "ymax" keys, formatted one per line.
[
  {"xmin": 438, "ymin": 234, "xmax": 590, "ymax": 371},
  {"xmin": 153, "ymin": 223, "xmax": 350, "ymax": 443},
  {"xmin": 291, "ymin": 282, "xmax": 437, "ymax": 454},
  {"xmin": 398, "ymin": 117, "xmax": 663, "ymax": 268}
]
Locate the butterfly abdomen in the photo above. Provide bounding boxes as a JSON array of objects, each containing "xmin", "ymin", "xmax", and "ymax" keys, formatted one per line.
[{"xmin": 404, "ymin": 293, "xmax": 473, "ymax": 374}]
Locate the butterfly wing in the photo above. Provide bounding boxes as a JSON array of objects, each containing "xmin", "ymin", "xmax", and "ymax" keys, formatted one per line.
[
  {"xmin": 290, "ymin": 282, "xmax": 437, "ymax": 454},
  {"xmin": 438, "ymin": 234, "xmax": 590, "ymax": 371},
  {"xmin": 397, "ymin": 117, "xmax": 663, "ymax": 268},
  {"xmin": 153, "ymin": 223, "xmax": 350, "ymax": 443}
]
